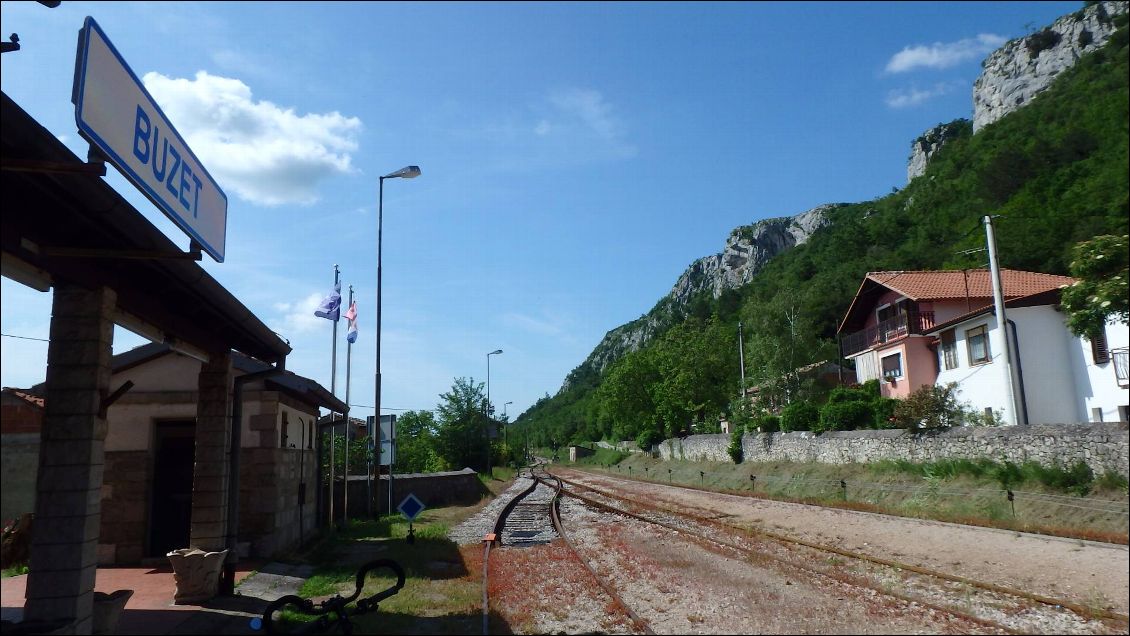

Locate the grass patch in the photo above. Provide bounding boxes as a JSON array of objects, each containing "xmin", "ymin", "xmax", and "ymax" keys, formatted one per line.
[
  {"xmin": 273, "ymin": 480, "xmax": 516, "ymax": 634},
  {"xmin": 569, "ymin": 454, "xmax": 1129, "ymax": 544},
  {"xmin": 2, "ymin": 564, "xmax": 28, "ymax": 578}
]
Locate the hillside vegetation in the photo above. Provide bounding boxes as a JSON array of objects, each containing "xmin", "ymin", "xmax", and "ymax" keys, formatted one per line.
[{"xmin": 515, "ymin": 16, "xmax": 1129, "ymax": 450}]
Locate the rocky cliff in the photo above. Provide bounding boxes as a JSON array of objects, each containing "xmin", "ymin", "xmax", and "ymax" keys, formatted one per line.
[
  {"xmin": 906, "ymin": 120, "xmax": 970, "ymax": 183},
  {"xmin": 973, "ymin": 1, "xmax": 1127, "ymax": 133},
  {"xmin": 561, "ymin": 205, "xmax": 836, "ymax": 390}
]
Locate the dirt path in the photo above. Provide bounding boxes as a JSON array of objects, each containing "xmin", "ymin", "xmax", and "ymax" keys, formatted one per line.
[{"xmin": 555, "ymin": 468, "xmax": 1130, "ymax": 617}]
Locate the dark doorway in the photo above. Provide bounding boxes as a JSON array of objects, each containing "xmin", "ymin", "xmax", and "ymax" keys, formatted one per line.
[{"xmin": 148, "ymin": 421, "xmax": 195, "ymax": 557}]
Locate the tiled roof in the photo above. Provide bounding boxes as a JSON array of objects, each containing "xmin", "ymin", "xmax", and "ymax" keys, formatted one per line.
[
  {"xmin": 864, "ymin": 269, "xmax": 1076, "ymax": 300},
  {"xmin": 1, "ymin": 388, "xmax": 44, "ymax": 408}
]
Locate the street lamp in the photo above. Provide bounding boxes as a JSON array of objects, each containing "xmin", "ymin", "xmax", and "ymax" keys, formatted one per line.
[
  {"xmin": 485, "ymin": 349, "xmax": 502, "ymax": 472},
  {"xmin": 376, "ymin": 165, "xmax": 419, "ymax": 517}
]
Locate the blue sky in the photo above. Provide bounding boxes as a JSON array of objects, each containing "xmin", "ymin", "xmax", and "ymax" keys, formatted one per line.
[{"xmin": 0, "ymin": 1, "xmax": 1081, "ymax": 420}]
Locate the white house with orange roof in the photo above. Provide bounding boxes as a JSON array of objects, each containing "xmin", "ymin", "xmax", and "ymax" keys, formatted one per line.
[{"xmin": 837, "ymin": 269, "xmax": 1129, "ymax": 424}]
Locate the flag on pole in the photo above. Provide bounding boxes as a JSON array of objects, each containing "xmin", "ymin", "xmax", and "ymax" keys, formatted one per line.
[
  {"xmin": 314, "ymin": 283, "xmax": 341, "ymax": 321},
  {"xmin": 345, "ymin": 301, "xmax": 359, "ymax": 343}
]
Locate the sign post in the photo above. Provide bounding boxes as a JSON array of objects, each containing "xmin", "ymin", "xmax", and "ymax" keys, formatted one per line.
[
  {"xmin": 397, "ymin": 494, "xmax": 425, "ymax": 545},
  {"xmin": 73, "ymin": 16, "xmax": 228, "ymax": 262}
]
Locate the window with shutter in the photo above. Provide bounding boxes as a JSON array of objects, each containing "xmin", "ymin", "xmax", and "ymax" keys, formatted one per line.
[{"xmin": 1091, "ymin": 328, "xmax": 1110, "ymax": 364}]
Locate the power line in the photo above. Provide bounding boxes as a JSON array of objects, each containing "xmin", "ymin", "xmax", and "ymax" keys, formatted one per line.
[{"xmin": 1, "ymin": 333, "xmax": 49, "ymax": 342}]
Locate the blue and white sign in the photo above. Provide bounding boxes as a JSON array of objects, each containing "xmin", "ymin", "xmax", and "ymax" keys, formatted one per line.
[
  {"xmin": 397, "ymin": 494, "xmax": 425, "ymax": 521},
  {"xmin": 73, "ymin": 17, "xmax": 228, "ymax": 262}
]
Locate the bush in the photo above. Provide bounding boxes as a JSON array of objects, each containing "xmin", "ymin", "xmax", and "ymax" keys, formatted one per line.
[
  {"xmin": 1025, "ymin": 28, "xmax": 1062, "ymax": 56},
  {"xmin": 817, "ymin": 400, "xmax": 873, "ymax": 433},
  {"xmin": 826, "ymin": 382, "xmax": 877, "ymax": 405},
  {"xmin": 635, "ymin": 428, "xmax": 663, "ymax": 450},
  {"xmin": 872, "ymin": 397, "xmax": 900, "ymax": 429},
  {"xmin": 780, "ymin": 402, "xmax": 818, "ymax": 433},
  {"xmin": 754, "ymin": 414, "xmax": 780, "ymax": 433},
  {"xmin": 892, "ymin": 383, "xmax": 965, "ymax": 431},
  {"xmin": 727, "ymin": 428, "xmax": 744, "ymax": 464}
]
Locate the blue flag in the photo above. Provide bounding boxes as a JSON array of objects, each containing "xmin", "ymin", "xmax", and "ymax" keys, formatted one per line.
[{"xmin": 314, "ymin": 283, "xmax": 341, "ymax": 321}]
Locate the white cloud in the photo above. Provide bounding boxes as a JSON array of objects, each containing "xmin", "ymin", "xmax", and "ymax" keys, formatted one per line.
[
  {"xmin": 884, "ymin": 81, "xmax": 962, "ymax": 109},
  {"xmin": 545, "ymin": 88, "xmax": 635, "ymax": 157},
  {"xmin": 271, "ymin": 292, "xmax": 332, "ymax": 338},
  {"xmin": 885, "ymin": 34, "xmax": 1006, "ymax": 73},
  {"xmin": 142, "ymin": 71, "xmax": 362, "ymax": 206}
]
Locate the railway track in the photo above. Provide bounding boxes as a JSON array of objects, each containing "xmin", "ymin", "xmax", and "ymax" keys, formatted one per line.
[
  {"xmin": 481, "ymin": 466, "xmax": 653, "ymax": 635},
  {"xmin": 546, "ymin": 470, "xmax": 1129, "ymax": 635}
]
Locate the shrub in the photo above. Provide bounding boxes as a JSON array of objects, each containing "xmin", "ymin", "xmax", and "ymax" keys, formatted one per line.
[
  {"xmin": 753, "ymin": 414, "xmax": 780, "ymax": 433},
  {"xmin": 817, "ymin": 400, "xmax": 873, "ymax": 433},
  {"xmin": 727, "ymin": 428, "xmax": 744, "ymax": 464},
  {"xmin": 892, "ymin": 383, "xmax": 965, "ymax": 431},
  {"xmin": 872, "ymin": 397, "xmax": 900, "ymax": 428},
  {"xmin": 1026, "ymin": 28, "xmax": 1062, "ymax": 56},
  {"xmin": 635, "ymin": 428, "xmax": 663, "ymax": 450},
  {"xmin": 780, "ymin": 402, "xmax": 818, "ymax": 433},
  {"xmin": 827, "ymin": 380, "xmax": 880, "ymax": 405}
]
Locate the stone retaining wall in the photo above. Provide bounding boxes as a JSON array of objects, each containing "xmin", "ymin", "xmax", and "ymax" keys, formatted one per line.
[{"xmin": 656, "ymin": 423, "xmax": 1129, "ymax": 477}]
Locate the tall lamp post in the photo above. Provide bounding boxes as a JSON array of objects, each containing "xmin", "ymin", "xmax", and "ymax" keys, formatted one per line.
[
  {"xmin": 376, "ymin": 165, "xmax": 420, "ymax": 517},
  {"xmin": 485, "ymin": 349, "xmax": 502, "ymax": 472}
]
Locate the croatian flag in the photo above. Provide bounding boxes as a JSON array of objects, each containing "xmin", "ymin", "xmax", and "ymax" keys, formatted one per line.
[
  {"xmin": 314, "ymin": 283, "xmax": 341, "ymax": 321},
  {"xmin": 345, "ymin": 301, "xmax": 359, "ymax": 343}
]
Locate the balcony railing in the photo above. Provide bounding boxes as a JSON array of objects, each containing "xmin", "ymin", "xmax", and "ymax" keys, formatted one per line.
[
  {"xmin": 841, "ymin": 311, "xmax": 936, "ymax": 358},
  {"xmin": 1113, "ymin": 347, "xmax": 1129, "ymax": 388}
]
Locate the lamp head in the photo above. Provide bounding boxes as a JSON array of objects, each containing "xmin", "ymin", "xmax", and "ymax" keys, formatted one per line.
[
  {"xmin": 489, "ymin": 349, "xmax": 503, "ymax": 355},
  {"xmin": 383, "ymin": 165, "xmax": 421, "ymax": 179}
]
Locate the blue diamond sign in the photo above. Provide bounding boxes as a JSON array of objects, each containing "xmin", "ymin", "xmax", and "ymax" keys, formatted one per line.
[{"xmin": 397, "ymin": 494, "xmax": 425, "ymax": 521}]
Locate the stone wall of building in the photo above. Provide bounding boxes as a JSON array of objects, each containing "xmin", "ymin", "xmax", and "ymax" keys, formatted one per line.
[
  {"xmin": 240, "ymin": 446, "xmax": 318, "ymax": 559},
  {"xmin": 99, "ymin": 451, "xmax": 151, "ymax": 564},
  {"xmin": 656, "ymin": 423, "xmax": 1129, "ymax": 477}
]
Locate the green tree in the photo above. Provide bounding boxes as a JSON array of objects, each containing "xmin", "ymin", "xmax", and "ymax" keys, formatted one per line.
[
  {"xmin": 1060, "ymin": 234, "xmax": 1129, "ymax": 337},
  {"xmin": 595, "ymin": 349, "xmax": 659, "ymax": 442},
  {"xmin": 434, "ymin": 377, "xmax": 492, "ymax": 472},
  {"xmin": 394, "ymin": 410, "xmax": 447, "ymax": 473},
  {"xmin": 743, "ymin": 294, "xmax": 836, "ymax": 411}
]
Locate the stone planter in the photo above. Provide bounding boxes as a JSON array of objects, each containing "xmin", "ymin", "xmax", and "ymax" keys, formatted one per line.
[
  {"xmin": 166, "ymin": 548, "xmax": 228, "ymax": 604},
  {"xmin": 92, "ymin": 589, "xmax": 133, "ymax": 634}
]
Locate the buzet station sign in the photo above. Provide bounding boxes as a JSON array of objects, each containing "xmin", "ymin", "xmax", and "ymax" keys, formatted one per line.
[{"xmin": 73, "ymin": 17, "xmax": 227, "ymax": 262}]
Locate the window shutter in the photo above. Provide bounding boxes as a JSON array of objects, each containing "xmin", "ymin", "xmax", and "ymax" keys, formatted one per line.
[{"xmin": 1091, "ymin": 329, "xmax": 1110, "ymax": 364}]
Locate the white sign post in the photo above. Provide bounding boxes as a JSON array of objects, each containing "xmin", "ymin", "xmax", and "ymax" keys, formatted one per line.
[{"xmin": 73, "ymin": 16, "xmax": 228, "ymax": 262}]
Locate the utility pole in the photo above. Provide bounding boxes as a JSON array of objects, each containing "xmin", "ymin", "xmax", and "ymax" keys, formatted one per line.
[
  {"xmin": 984, "ymin": 215, "xmax": 1023, "ymax": 425},
  {"xmin": 738, "ymin": 321, "xmax": 747, "ymax": 400}
]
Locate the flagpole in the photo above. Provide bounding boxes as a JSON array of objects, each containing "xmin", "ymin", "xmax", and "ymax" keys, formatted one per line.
[
  {"xmin": 329, "ymin": 264, "xmax": 339, "ymax": 528},
  {"xmin": 343, "ymin": 285, "xmax": 353, "ymax": 525}
]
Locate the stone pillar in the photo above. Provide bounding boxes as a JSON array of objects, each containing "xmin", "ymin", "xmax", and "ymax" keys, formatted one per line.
[
  {"xmin": 189, "ymin": 351, "xmax": 232, "ymax": 552},
  {"xmin": 24, "ymin": 284, "xmax": 116, "ymax": 634}
]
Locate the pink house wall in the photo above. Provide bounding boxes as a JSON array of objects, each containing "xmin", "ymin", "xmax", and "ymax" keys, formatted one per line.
[{"xmin": 875, "ymin": 337, "xmax": 938, "ymax": 398}]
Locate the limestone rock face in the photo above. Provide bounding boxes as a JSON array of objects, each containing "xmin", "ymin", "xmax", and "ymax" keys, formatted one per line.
[
  {"xmin": 973, "ymin": 1, "xmax": 1127, "ymax": 133},
  {"xmin": 562, "ymin": 205, "xmax": 836, "ymax": 389},
  {"xmin": 907, "ymin": 120, "xmax": 969, "ymax": 183},
  {"xmin": 669, "ymin": 205, "xmax": 833, "ymax": 307}
]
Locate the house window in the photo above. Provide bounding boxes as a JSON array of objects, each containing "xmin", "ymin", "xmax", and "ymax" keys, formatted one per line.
[
  {"xmin": 1090, "ymin": 328, "xmax": 1110, "ymax": 364},
  {"xmin": 966, "ymin": 325, "xmax": 991, "ymax": 365},
  {"xmin": 881, "ymin": 353, "xmax": 902, "ymax": 379},
  {"xmin": 1119, "ymin": 406, "xmax": 1129, "ymax": 423},
  {"xmin": 1091, "ymin": 407, "xmax": 1104, "ymax": 423},
  {"xmin": 940, "ymin": 329, "xmax": 958, "ymax": 370}
]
